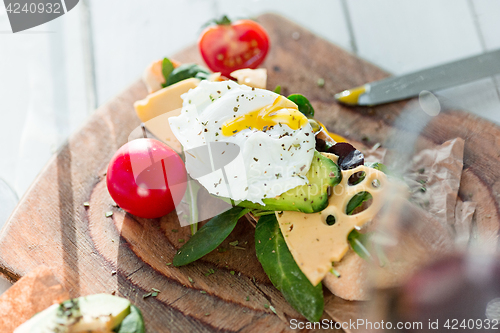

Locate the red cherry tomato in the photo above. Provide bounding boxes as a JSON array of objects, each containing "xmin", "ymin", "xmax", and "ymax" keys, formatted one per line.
[
  {"xmin": 198, "ymin": 17, "xmax": 270, "ymax": 77},
  {"xmin": 106, "ymin": 139, "xmax": 187, "ymax": 219}
]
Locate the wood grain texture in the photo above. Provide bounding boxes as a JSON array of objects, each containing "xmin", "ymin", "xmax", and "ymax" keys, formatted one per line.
[{"xmin": 0, "ymin": 13, "xmax": 499, "ymax": 332}]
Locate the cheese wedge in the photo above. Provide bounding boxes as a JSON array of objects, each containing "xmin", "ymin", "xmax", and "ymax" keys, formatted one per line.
[
  {"xmin": 134, "ymin": 78, "xmax": 199, "ymax": 123},
  {"xmin": 276, "ymin": 160, "xmax": 391, "ymax": 286},
  {"xmin": 134, "ymin": 78, "xmax": 200, "ymax": 152}
]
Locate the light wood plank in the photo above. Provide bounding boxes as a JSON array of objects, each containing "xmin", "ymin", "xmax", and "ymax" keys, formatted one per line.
[
  {"xmin": 471, "ymin": 0, "xmax": 500, "ymax": 50},
  {"xmin": 215, "ymin": 0, "xmax": 352, "ymax": 51},
  {"xmin": 346, "ymin": 0, "xmax": 483, "ymax": 75},
  {"xmin": 347, "ymin": 0, "xmax": 500, "ymax": 124},
  {"xmin": 0, "ymin": 6, "xmax": 90, "ymax": 198},
  {"xmin": 89, "ymin": 0, "xmax": 218, "ymax": 105}
]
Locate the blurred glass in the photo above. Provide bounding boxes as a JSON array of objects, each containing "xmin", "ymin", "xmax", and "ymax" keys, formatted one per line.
[{"xmin": 361, "ymin": 93, "xmax": 500, "ymax": 332}]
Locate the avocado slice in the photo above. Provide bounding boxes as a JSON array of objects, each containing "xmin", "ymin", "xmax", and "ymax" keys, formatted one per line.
[
  {"xmin": 113, "ymin": 305, "xmax": 145, "ymax": 333},
  {"xmin": 15, "ymin": 294, "xmax": 133, "ymax": 333},
  {"xmin": 237, "ymin": 150, "xmax": 341, "ymax": 213}
]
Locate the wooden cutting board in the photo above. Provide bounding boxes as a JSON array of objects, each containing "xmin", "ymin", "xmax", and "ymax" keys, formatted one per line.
[{"xmin": 1, "ymin": 13, "xmax": 499, "ymax": 333}]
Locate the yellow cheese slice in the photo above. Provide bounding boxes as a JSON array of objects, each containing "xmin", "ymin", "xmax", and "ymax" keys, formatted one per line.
[
  {"xmin": 276, "ymin": 161, "xmax": 391, "ymax": 286},
  {"xmin": 141, "ymin": 108, "xmax": 183, "ymax": 152},
  {"xmin": 134, "ymin": 78, "xmax": 199, "ymax": 123},
  {"xmin": 134, "ymin": 78, "xmax": 200, "ymax": 152}
]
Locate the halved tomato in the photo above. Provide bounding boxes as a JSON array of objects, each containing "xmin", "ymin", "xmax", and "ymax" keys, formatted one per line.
[{"xmin": 199, "ymin": 16, "xmax": 270, "ymax": 77}]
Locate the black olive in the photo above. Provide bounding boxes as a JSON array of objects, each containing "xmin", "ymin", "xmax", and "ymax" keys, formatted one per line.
[{"xmin": 328, "ymin": 142, "xmax": 364, "ymax": 170}]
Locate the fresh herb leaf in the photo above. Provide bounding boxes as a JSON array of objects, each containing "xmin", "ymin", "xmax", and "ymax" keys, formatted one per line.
[
  {"xmin": 346, "ymin": 191, "xmax": 372, "ymax": 215},
  {"xmin": 273, "ymin": 85, "xmax": 281, "ymax": 94},
  {"xmin": 367, "ymin": 161, "xmax": 404, "ymax": 180},
  {"xmin": 113, "ymin": 305, "xmax": 145, "ymax": 333},
  {"xmin": 255, "ymin": 214, "xmax": 323, "ymax": 322},
  {"xmin": 161, "ymin": 58, "xmax": 175, "ymax": 87},
  {"xmin": 330, "ymin": 267, "xmax": 341, "ymax": 278},
  {"xmin": 367, "ymin": 162, "xmax": 388, "ymax": 173},
  {"xmin": 345, "ymin": 177, "xmax": 380, "ymax": 262},
  {"xmin": 166, "ymin": 63, "xmax": 211, "ymax": 87},
  {"xmin": 287, "ymin": 94, "xmax": 314, "ymax": 118},
  {"xmin": 173, "ymin": 206, "xmax": 249, "ymax": 266},
  {"xmin": 347, "ymin": 229, "xmax": 372, "ymax": 261},
  {"xmin": 347, "ymin": 171, "xmax": 366, "ymax": 186}
]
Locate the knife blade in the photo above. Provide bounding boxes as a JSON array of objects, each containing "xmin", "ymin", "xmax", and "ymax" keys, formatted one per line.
[{"xmin": 335, "ymin": 48, "xmax": 500, "ymax": 106}]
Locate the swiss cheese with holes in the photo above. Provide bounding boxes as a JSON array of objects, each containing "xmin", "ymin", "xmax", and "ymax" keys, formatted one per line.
[{"xmin": 276, "ymin": 153, "xmax": 391, "ymax": 286}]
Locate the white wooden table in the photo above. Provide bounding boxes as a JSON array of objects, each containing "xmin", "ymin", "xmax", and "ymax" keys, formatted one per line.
[{"xmin": 0, "ymin": 0, "xmax": 499, "ymax": 294}]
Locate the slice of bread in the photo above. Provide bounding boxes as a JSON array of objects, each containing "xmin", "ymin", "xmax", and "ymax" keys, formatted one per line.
[{"xmin": 0, "ymin": 266, "xmax": 69, "ymax": 333}]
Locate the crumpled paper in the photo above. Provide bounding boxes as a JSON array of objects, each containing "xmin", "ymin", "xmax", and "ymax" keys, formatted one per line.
[
  {"xmin": 405, "ymin": 138, "xmax": 465, "ymax": 234},
  {"xmin": 454, "ymin": 199, "xmax": 476, "ymax": 248}
]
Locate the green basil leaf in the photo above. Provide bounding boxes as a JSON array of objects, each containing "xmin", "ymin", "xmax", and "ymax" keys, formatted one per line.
[
  {"xmin": 273, "ymin": 85, "xmax": 281, "ymax": 94},
  {"xmin": 347, "ymin": 230, "xmax": 372, "ymax": 261},
  {"xmin": 166, "ymin": 63, "xmax": 211, "ymax": 87},
  {"xmin": 161, "ymin": 58, "xmax": 175, "ymax": 86},
  {"xmin": 366, "ymin": 162, "xmax": 388, "ymax": 174},
  {"xmin": 287, "ymin": 94, "xmax": 314, "ymax": 118},
  {"xmin": 346, "ymin": 188, "xmax": 375, "ymax": 261},
  {"xmin": 173, "ymin": 206, "xmax": 249, "ymax": 266},
  {"xmin": 114, "ymin": 305, "xmax": 145, "ymax": 333},
  {"xmin": 255, "ymin": 214, "xmax": 324, "ymax": 322},
  {"xmin": 346, "ymin": 191, "xmax": 372, "ymax": 215}
]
